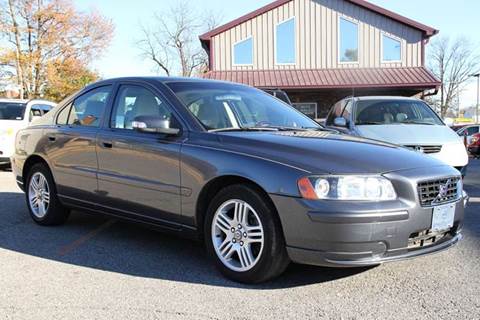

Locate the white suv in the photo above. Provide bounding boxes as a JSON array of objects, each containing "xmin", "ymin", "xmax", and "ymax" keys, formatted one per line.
[{"xmin": 0, "ymin": 99, "xmax": 56, "ymax": 166}]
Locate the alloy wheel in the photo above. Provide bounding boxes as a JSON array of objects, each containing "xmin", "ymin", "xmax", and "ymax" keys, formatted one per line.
[
  {"xmin": 28, "ymin": 172, "xmax": 50, "ymax": 219},
  {"xmin": 211, "ymin": 199, "xmax": 265, "ymax": 272}
]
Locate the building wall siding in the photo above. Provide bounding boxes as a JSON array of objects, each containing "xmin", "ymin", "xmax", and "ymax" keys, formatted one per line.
[{"xmin": 211, "ymin": 0, "xmax": 424, "ymax": 71}]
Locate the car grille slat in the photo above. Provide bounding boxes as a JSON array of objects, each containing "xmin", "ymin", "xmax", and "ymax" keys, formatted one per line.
[
  {"xmin": 405, "ymin": 145, "xmax": 442, "ymax": 154},
  {"xmin": 417, "ymin": 176, "xmax": 460, "ymax": 207}
]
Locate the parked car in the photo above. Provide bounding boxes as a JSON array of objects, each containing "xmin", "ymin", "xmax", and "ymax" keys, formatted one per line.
[
  {"xmin": 11, "ymin": 78, "xmax": 467, "ymax": 283},
  {"xmin": 467, "ymin": 133, "xmax": 480, "ymax": 158},
  {"xmin": 455, "ymin": 124, "xmax": 480, "ymax": 145},
  {"xmin": 262, "ymin": 88, "xmax": 292, "ymax": 105},
  {"xmin": 0, "ymin": 99, "xmax": 56, "ymax": 166},
  {"xmin": 325, "ymin": 96, "xmax": 469, "ymax": 176}
]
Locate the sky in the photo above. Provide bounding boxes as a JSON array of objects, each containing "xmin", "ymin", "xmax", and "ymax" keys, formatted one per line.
[{"xmin": 75, "ymin": 0, "xmax": 480, "ymax": 109}]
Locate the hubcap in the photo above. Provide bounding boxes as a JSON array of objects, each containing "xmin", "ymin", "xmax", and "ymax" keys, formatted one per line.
[
  {"xmin": 28, "ymin": 172, "xmax": 50, "ymax": 219},
  {"xmin": 211, "ymin": 199, "xmax": 265, "ymax": 272}
]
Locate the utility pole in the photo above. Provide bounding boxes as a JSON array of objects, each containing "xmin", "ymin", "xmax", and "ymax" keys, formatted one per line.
[{"xmin": 472, "ymin": 73, "xmax": 480, "ymax": 123}]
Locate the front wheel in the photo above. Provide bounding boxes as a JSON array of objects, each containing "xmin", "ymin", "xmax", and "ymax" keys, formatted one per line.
[
  {"xmin": 26, "ymin": 163, "xmax": 69, "ymax": 226},
  {"xmin": 204, "ymin": 184, "xmax": 289, "ymax": 283}
]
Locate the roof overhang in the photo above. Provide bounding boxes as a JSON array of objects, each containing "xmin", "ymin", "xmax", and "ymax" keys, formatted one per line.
[{"xmin": 201, "ymin": 67, "xmax": 441, "ymax": 91}]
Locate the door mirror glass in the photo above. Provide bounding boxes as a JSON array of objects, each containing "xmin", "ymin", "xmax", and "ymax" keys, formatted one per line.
[
  {"xmin": 132, "ymin": 115, "xmax": 180, "ymax": 136},
  {"xmin": 334, "ymin": 117, "xmax": 347, "ymax": 127}
]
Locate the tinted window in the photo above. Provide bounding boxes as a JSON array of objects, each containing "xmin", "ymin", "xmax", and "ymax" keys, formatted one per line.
[
  {"xmin": 467, "ymin": 126, "xmax": 479, "ymax": 135},
  {"xmin": 56, "ymin": 104, "xmax": 71, "ymax": 125},
  {"xmin": 383, "ymin": 34, "xmax": 401, "ymax": 61},
  {"xmin": 0, "ymin": 102, "xmax": 26, "ymax": 120},
  {"xmin": 68, "ymin": 86, "xmax": 111, "ymax": 127},
  {"xmin": 167, "ymin": 82, "xmax": 318, "ymax": 130},
  {"xmin": 111, "ymin": 85, "xmax": 178, "ymax": 130},
  {"xmin": 276, "ymin": 18, "xmax": 295, "ymax": 64},
  {"xmin": 339, "ymin": 18, "xmax": 358, "ymax": 62},
  {"xmin": 233, "ymin": 37, "xmax": 253, "ymax": 65},
  {"xmin": 354, "ymin": 100, "xmax": 443, "ymax": 126}
]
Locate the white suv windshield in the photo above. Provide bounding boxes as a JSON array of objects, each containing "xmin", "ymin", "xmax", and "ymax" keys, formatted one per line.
[
  {"xmin": 0, "ymin": 102, "xmax": 26, "ymax": 120},
  {"xmin": 354, "ymin": 100, "xmax": 443, "ymax": 126},
  {"xmin": 167, "ymin": 82, "xmax": 319, "ymax": 131}
]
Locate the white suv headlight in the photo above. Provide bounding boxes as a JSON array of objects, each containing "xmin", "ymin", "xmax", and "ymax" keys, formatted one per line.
[{"xmin": 298, "ymin": 175, "xmax": 397, "ymax": 201}]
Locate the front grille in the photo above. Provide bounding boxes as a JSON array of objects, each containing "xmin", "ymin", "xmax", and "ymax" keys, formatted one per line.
[
  {"xmin": 417, "ymin": 176, "xmax": 460, "ymax": 207},
  {"xmin": 405, "ymin": 145, "xmax": 442, "ymax": 154},
  {"xmin": 408, "ymin": 229, "xmax": 449, "ymax": 249}
]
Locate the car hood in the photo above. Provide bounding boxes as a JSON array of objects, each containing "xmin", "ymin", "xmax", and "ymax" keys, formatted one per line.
[
  {"xmin": 355, "ymin": 124, "xmax": 462, "ymax": 145},
  {"xmin": 215, "ymin": 130, "xmax": 447, "ymax": 175}
]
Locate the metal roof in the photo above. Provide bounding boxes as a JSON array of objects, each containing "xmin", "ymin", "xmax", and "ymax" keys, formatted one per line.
[{"xmin": 201, "ymin": 67, "xmax": 440, "ymax": 90}]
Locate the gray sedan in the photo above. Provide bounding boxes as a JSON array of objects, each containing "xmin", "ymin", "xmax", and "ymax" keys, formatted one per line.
[{"xmin": 11, "ymin": 77, "xmax": 467, "ymax": 283}]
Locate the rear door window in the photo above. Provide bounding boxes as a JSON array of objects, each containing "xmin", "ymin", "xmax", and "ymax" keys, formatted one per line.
[{"xmin": 68, "ymin": 86, "xmax": 112, "ymax": 127}]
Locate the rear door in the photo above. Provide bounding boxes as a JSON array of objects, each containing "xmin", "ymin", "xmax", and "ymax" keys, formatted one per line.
[
  {"xmin": 44, "ymin": 85, "xmax": 113, "ymax": 204},
  {"xmin": 96, "ymin": 82, "xmax": 185, "ymax": 225}
]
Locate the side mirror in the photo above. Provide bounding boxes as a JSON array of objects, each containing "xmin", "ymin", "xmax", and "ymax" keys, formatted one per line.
[
  {"xmin": 132, "ymin": 116, "xmax": 180, "ymax": 136},
  {"xmin": 333, "ymin": 117, "xmax": 347, "ymax": 127}
]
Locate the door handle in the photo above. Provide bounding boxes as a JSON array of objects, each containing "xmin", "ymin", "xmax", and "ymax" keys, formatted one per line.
[{"xmin": 102, "ymin": 141, "xmax": 113, "ymax": 148}]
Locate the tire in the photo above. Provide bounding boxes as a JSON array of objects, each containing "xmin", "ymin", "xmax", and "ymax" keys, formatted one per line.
[
  {"xmin": 204, "ymin": 184, "xmax": 290, "ymax": 283},
  {"xmin": 25, "ymin": 163, "xmax": 69, "ymax": 226}
]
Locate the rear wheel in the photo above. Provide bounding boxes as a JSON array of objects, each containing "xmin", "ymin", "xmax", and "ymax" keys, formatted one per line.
[
  {"xmin": 204, "ymin": 184, "xmax": 289, "ymax": 283},
  {"xmin": 26, "ymin": 163, "xmax": 69, "ymax": 226}
]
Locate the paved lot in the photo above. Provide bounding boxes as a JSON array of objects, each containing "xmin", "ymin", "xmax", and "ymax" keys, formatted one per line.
[{"xmin": 0, "ymin": 162, "xmax": 479, "ymax": 320}]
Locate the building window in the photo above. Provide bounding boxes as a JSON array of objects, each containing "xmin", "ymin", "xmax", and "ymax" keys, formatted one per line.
[
  {"xmin": 339, "ymin": 17, "xmax": 359, "ymax": 63},
  {"xmin": 382, "ymin": 34, "xmax": 401, "ymax": 62},
  {"xmin": 276, "ymin": 17, "xmax": 295, "ymax": 64},
  {"xmin": 292, "ymin": 102, "xmax": 317, "ymax": 119},
  {"xmin": 233, "ymin": 37, "xmax": 253, "ymax": 66}
]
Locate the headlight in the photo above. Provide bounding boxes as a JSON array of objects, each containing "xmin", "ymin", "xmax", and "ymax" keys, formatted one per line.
[{"xmin": 298, "ymin": 176, "xmax": 397, "ymax": 201}]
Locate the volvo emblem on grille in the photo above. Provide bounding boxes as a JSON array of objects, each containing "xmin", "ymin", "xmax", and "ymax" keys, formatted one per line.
[
  {"xmin": 433, "ymin": 179, "xmax": 451, "ymax": 203},
  {"xmin": 413, "ymin": 146, "xmax": 424, "ymax": 153}
]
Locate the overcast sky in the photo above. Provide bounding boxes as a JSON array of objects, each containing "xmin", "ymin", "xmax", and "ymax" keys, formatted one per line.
[{"xmin": 75, "ymin": 0, "xmax": 480, "ymax": 109}]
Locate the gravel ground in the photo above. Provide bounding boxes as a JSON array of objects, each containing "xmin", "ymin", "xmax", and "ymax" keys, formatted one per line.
[{"xmin": 0, "ymin": 161, "xmax": 479, "ymax": 319}]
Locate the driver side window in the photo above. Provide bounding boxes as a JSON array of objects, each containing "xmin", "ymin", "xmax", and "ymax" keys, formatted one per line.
[{"xmin": 111, "ymin": 85, "xmax": 179, "ymax": 130}]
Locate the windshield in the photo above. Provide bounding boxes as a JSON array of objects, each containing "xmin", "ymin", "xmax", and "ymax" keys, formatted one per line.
[
  {"xmin": 0, "ymin": 102, "xmax": 26, "ymax": 120},
  {"xmin": 354, "ymin": 100, "xmax": 443, "ymax": 126},
  {"xmin": 166, "ymin": 82, "xmax": 319, "ymax": 131}
]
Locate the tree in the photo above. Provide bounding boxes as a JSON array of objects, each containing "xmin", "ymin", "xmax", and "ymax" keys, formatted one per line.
[
  {"xmin": 427, "ymin": 36, "xmax": 480, "ymax": 118},
  {"xmin": 136, "ymin": 1, "xmax": 221, "ymax": 77},
  {"xmin": 0, "ymin": 0, "xmax": 114, "ymax": 100}
]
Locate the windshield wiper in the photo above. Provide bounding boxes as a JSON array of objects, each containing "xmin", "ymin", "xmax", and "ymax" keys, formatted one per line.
[
  {"xmin": 356, "ymin": 121, "xmax": 384, "ymax": 125},
  {"xmin": 400, "ymin": 120, "xmax": 435, "ymax": 125},
  {"xmin": 209, "ymin": 127, "xmax": 279, "ymax": 132}
]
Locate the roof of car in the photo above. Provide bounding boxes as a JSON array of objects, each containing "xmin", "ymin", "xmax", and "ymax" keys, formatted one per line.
[
  {"xmin": 0, "ymin": 98, "xmax": 56, "ymax": 104},
  {"xmin": 85, "ymin": 76, "xmax": 252, "ymax": 90},
  {"xmin": 351, "ymin": 96, "xmax": 421, "ymax": 101}
]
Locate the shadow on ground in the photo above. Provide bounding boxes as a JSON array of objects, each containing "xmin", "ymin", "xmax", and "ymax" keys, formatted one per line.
[{"xmin": 0, "ymin": 190, "xmax": 371, "ymax": 289}]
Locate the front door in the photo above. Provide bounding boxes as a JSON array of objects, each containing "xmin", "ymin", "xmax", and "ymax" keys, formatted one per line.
[{"xmin": 96, "ymin": 83, "xmax": 184, "ymax": 225}]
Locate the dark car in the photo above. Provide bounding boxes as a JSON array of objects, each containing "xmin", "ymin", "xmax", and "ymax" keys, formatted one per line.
[{"xmin": 11, "ymin": 77, "xmax": 468, "ymax": 283}]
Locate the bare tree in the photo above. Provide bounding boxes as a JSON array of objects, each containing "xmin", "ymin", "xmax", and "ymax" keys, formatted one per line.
[
  {"xmin": 136, "ymin": 1, "xmax": 221, "ymax": 77},
  {"xmin": 428, "ymin": 36, "xmax": 480, "ymax": 118}
]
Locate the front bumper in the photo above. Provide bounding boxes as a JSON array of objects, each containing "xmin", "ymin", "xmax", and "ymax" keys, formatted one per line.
[{"xmin": 271, "ymin": 166, "xmax": 466, "ymax": 267}]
